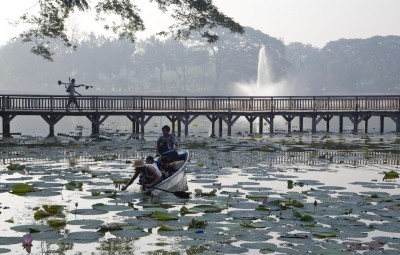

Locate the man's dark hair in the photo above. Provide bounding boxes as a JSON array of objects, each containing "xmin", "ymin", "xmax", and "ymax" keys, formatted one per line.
[
  {"xmin": 71, "ymin": 78, "xmax": 75, "ymax": 83},
  {"xmin": 160, "ymin": 156, "xmax": 169, "ymax": 164},
  {"xmin": 162, "ymin": 125, "xmax": 170, "ymax": 132},
  {"xmin": 146, "ymin": 156, "xmax": 154, "ymax": 162}
]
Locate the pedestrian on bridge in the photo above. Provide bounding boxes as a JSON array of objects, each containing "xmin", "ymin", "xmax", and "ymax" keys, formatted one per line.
[{"xmin": 65, "ymin": 78, "xmax": 83, "ymax": 111}]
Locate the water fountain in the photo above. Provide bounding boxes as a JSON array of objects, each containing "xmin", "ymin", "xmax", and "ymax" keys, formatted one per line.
[{"xmin": 235, "ymin": 45, "xmax": 287, "ymax": 96}]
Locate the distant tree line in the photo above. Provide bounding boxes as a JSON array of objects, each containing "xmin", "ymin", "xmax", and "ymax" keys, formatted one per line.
[{"xmin": 0, "ymin": 28, "xmax": 399, "ymax": 95}]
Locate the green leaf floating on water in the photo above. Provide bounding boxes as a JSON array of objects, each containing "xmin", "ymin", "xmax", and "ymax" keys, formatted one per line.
[
  {"xmin": 313, "ymin": 232, "xmax": 338, "ymax": 238},
  {"xmin": 383, "ymin": 170, "xmax": 399, "ymax": 179},
  {"xmin": 65, "ymin": 181, "xmax": 83, "ymax": 190},
  {"xmin": 43, "ymin": 205, "xmax": 64, "ymax": 214},
  {"xmin": 188, "ymin": 218, "xmax": 207, "ymax": 228},
  {"xmin": 9, "ymin": 183, "xmax": 34, "ymax": 194},
  {"xmin": 152, "ymin": 211, "xmax": 179, "ymax": 220},
  {"xmin": 7, "ymin": 163, "xmax": 26, "ymax": 171},
  {"xmin": 34, "ymin": 210, "xmax": 51, "ymax": 220},
  {"xmin": 240, "ymin": 221, "xmax": 268, "ymax": 228},
  {"xmin": 180, "ymin": 206, "xmax": 197, "ymax": 215},
  {"xmin": 158, "ymin": 223, "xmax": 183, "ymax": 231},
  {"xmin": 47, "ymin": 219, "xmax": 66, "ymax": 228},
  {"xmin": 300, "ymin": 214, "xmax": 314, "ymax": 222}
]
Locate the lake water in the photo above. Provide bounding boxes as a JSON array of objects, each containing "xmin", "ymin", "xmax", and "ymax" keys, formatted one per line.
[{"xmin": 0, "ymin": 128, "xmax": 399, "ymax": 254}]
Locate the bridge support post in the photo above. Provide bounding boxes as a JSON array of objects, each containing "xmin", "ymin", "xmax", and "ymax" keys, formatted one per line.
[
  {"xmin": 1, "ymin": 114, "xmax": 16, "ymax": 138},
  {"xmin": 299, "ymin": 116, "xmax": 304, "ymax": 132},
  {"xmin": 363, "ymin": 114, "xmax": 372, "ymax": 133},
  {"xmin": 380, "ymin": 116, "xmax": 385, "ymax": 133},
  {"xmin": 245, "ymin": 116, "xmax": 257, "ymax": 134},
  {"xmin": 85, "ymin": 114, "xmax": 109, "ymax": 136},
  {"xmin": 178, "ymin": 115, "xmax": 198, "ymax": 136},
  {"xmin": 323, "ymin": 115, "xmax": 333, "ymax": 132},
  {"xmin": 227, "ymin": 116, "xmax": 232, "ymax": 136},
  {"xmin": 349, "ymin": 114, "xmax": 363, "ymax": 133},
  {"xmin": 283, "ymin": 115, "xmax": 295, "ymax": 133},
  {"xmin": 339, "ymin": 116, "xmax": 344, "ymax": 133},
  {"xmin": 206, "ymin": 115, "xmax": 218, "ymax": 137},
  {"xmin": 218, "ymin": 118, "xmax": 223, "ymax": 137},
  {"xmin": 262, "ymin": 115, "xmax": 274, "ymax": 133},
  {"xmin": 166, "ymin": 116, "xmax": 179, "ymax": 136},
  {"xmin": 312, "ymin": 115, "xmax": 316, "ymax": 133},
  {"xmin": 390, "ymin": 115, "xmax": 400, "ymax": 133},
  {"xmin": 397, "ymin": 115, "xmax": 400, "ymax": 133},
  {"xmin": 258, "ymin": 116, "xmax": 263, "ymax": 134},
  {"xmin": 40, "ymin": 114, "xmax": 63, "ymax": 137}
]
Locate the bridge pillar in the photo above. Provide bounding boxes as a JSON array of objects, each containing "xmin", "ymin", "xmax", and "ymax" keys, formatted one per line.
[
  {"xmin": 1, "ymin": 114, "xmax": 15, "ymax": 137},
  {"xmin": 349, "ymin": 114, "xmax": 363, "ymax": 133},
  {"xmin": 259, "ymin": 116, "xmax": 263, "ymax": 134},
  {"xmin": 227, "ymin": 116, "xmax": 232, "ymax": 136},
  {"xmin": 269, "ymin": 115, "xmax": 274, "ymax": 133},
  {"xmin": 87, "ymin": 114, "xmax": 109, "ymax": 136},
  {"xmin": 283, "ymin": 115, "xmax": 295, "ymax": 133},
  {"xmin": 380, "ymin": 116, "xmax": 385, "ymax": 133},
  {"xmin": 218, "ymin": 118, "xmax": 223, "ymax": 137},
  {"xmin": 323, "ymin": 115, "xmax": 333, "ymax": 132},
  {"xmin": 206, "ymin": 115, "xmax": 218, "ymax": 137},
  {"xmin": 245, "ymin": 116, "xmax": 257, "ymax": 134},
  {"xmin": 363, "ymin": 114, "xmax": 372, "ymax": 133},
  {"xmin": 41, "ymin": 114, "xmax": 63, "ymax": 137},
  {"xmin": 339, "ymin": 116, "xmax": 344, "ymax": 133},
  {"xmin": 178, "ymin": 115, "xmax": 198, "ymax": 136},
  {"xmin": 299, "ymin": 116, "xmax": 304, "ymax": 132},
  {"xmin": 311, "ymin": 115, "xmax": 317, "ymax": 133},
  {"xmin": 390, "ymin": 115, "xmax": 400, "ymax": 133}
]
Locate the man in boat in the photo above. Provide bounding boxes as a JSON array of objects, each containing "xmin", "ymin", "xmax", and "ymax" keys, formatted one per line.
[
  {"xmin": 156, "ymin": 125, "xmax": 179, "ymax": 161},
  {"xmin": 159, "ymin": 156, "xmax": 177, "ymax": 179},
  {"xmin": 146, "ymin": 155, "xmax": 161, "ymax": 174},
  {"xmin": 121, "ymin": 159, "xmax": 162, "ymax": 190}
]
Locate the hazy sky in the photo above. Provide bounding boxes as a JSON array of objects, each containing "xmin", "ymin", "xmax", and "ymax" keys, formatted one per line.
[{"xmin": 1, "ymin": 0, "xmax": 399, "ymax": 48}]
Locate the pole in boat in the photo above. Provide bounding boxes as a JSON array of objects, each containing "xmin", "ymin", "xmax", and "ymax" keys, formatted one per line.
[{"xmin": 151, "ymin": 187, "xmax": 190, "ymax": 199}]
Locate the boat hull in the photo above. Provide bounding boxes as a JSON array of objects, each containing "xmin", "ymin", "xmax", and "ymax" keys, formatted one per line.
[{"xmin": 150, "ymin": 150, "xmax": 189, "ymax": 196}]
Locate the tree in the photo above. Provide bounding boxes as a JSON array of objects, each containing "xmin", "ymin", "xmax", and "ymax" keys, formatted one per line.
[{"xmin": 16, "ymin": 0, "xmax": 244, "ymax": 61}]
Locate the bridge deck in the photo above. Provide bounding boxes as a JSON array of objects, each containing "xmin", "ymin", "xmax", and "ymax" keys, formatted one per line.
[{"xmin": 1, "ymin": 95, "xmax": 399, "ymax": 136}]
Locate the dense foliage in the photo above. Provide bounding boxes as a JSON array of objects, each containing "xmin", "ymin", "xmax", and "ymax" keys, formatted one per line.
[
  {"xmin": 16, "ymin": 0, "xmax": 244, "ymax": 61},
  {"xmin": 1, "ymin": 29, "xmax": 399, "ymax": 95}
]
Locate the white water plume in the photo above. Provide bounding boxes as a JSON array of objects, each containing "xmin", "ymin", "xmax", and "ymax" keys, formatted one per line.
[{"xmin": 235, "ymin": 45, "xmax": 287, "ymax": 96}]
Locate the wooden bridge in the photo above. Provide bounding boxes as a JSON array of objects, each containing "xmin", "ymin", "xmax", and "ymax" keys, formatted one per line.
[{"xmin": 1, "ymin": 94, "xmax": 399, "ymax": 137}]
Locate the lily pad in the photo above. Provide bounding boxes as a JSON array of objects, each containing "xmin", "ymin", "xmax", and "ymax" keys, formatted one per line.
[{"xmin": 9, "ymin": 183, "xmax": 34, "ymax": 194}]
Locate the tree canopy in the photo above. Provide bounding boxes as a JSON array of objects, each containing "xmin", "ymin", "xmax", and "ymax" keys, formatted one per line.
[{"xmin": 16, "ymin": 0, "xmax": 244, "ymax": 61}]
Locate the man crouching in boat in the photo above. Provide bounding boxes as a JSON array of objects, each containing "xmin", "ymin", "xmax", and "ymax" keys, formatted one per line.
[{"xmin": 121, "ymin": 159, "xmax": 162, "ymax": 191}]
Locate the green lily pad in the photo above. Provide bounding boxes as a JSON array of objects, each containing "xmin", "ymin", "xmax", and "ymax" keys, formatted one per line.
[
  {"xmin": 0, "ymin": 248, "xmax": 11, "ymax": 253},
  {"xmin": 313, "ymin": 231, "xmax": 338, "ymax": 238},
  {"xmin": 9, "ymin": 183, "xmax": 34, "ymax": 194},
  {"xmin": 0, "ymin": 237, "xmax": 22, "ymax": 245},
  {"xmin": 152, "ymin": 211, "xmax": 179, "ymax": 220},
  {"xmin": 47, "ymin": 219, "xmax": 66, "ymax": 228},
  {"xmin": 11, "ymin": 224, "xmax": 51, "ymax": 233},
  {"xmin": 383, "ymin": 170, "xmax": 399, "ymax": 179}
]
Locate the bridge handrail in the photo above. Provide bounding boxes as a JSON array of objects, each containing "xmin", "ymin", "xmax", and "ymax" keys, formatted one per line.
[{"xmin": 0, "ymin": 95, "xmax": 399, "ymax": 112}]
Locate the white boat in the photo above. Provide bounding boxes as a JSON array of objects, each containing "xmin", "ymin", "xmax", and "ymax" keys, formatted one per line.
[{"xmin": 149, "ymin": 150, "xmax": 189, "ymax": 196}]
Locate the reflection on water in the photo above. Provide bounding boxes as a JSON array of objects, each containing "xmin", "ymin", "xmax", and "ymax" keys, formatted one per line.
[{"xmin": 0, "ymin": 133, "xmax": 399, "ymax": 254}]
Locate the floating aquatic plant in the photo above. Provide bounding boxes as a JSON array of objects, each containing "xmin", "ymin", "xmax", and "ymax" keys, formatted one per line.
[
  {"xmin": 7, "ymin": 163, "xmax": 26, "ymax": 171},
  {"xmin": 383, "ymin": 170, "xmax": 399, "ymax": 180},
  {"xmin": 188, "ymin": 218, "xmax": 207, "ymax": 229},
  {"xmin": 9, "ymin": 183, "xmax": 34, "ymax": 194},
  {"xmin": 47, "ymin": 219, "xmax": 66, "ymax": 228},
  {"xmin": 158, "ymin": 223, "xmax": 183, "ymax": 231},
  {"xmin": 65, "ymin": 181, "xmax": 83, "ymax": 190}
]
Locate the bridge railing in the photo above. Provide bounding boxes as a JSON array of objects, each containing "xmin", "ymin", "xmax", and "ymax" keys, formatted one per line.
[{"xmin": 1, "ymin": 95, "xmax": 399, "ymax": 112}]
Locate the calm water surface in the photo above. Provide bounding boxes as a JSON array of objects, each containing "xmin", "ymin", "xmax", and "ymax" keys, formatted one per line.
[{"xmin": 0, "ymin": 130, "xmax": 399, "ymax": 254}]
